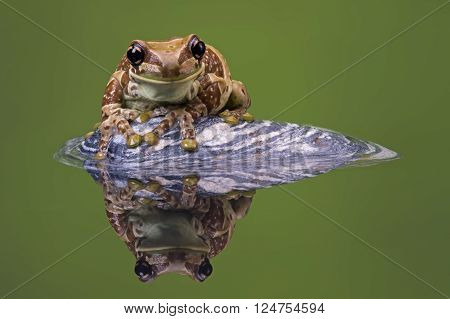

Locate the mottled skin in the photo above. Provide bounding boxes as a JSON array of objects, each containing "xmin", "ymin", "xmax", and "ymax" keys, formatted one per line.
[
  {"xmin": 95, "ymin": 34, "xmax": 252, "ymax": 159},
  {"xmin": 97, "ymin": 170, "xmax": 253, "ymax": 282}
]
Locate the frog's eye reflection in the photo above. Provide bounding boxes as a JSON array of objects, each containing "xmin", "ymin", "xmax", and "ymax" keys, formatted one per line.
[
  {"xmin": 134, "ymin": 258, "xmax": 156, "ymax": 282},
  {"xmin": 190, "ymin": 40, "xmax": 206, "ymax": 60},
  {"xmin": 127, "ymin": 43, "xmax": 146, "ymax": 67},
  {"xmin": 196, "ymin": 258, "xmax": 213, "ymax": 282}
]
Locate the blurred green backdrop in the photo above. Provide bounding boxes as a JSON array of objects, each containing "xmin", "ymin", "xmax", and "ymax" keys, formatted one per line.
[{"xmin": 0, "ymin": 0, "xmax": 448, "ymax": 298}]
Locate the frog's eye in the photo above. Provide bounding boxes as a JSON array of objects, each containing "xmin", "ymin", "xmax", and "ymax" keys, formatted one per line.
[
  {"xmin": 190, "ymin": 38, "xmax": 206, "ymax": 60},
  {"xmin": 127, "ymin": 43, "xmax": 146, "ymax": 67},
  {"xmin": 195, "ymin": 258, "xmax": 213, "ymax": 282},
  {"xmin": 134, "ymin": 258, "xmax": 156, "ymax": 282}
]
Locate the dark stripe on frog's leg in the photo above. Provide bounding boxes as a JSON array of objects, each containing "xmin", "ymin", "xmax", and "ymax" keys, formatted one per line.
[
  {"xmin": 97, "ymin": 71, "xmax": 141, "ymax": 159},
  {"xmin": 99, "ymin": 168, "xmax": 138, "ymax": 240},
  {"xmin": 97, "ymin": 110, "xmax": 138, "ymax": 159},
  {"xmin": 147, "ymin": 181, "xmax": 182, "ymax": 209},
  {"xmin": 97, "ymin": 119, "xmax": 113, "ymax": 159},
  {"xmin": 112, "ymin": 116, "xmax": 134, "ymax": 139},
  {"xmin": 185, "ymin": 98, "xmax": 209, "ymax": 119},
  {"xmin": 117, "ymin": 108, "xmax": 139, "ymax": 121},
  {"xmin": 102, "ymin": 74, "xmax": 124, "ymax": 114},
  {"xmin": 180, "ymin": 175, "xmax": 199, "ymax": 209},
  {"xmin": 145, "ymin": 110, "xmax": 179, "ymax": 146},
  {"xmin": 179, "ymin": 111, "xmax": 195, "ymax": 140},
  {"xmin": 180, "ymin": 101, "xmax": 209, "ymax": 151}
]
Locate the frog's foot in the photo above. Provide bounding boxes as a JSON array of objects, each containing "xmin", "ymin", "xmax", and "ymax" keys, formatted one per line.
[
  {"xmin": 144, "ymin": 109, "xmax": 179, "ymax": 146},
  {"xmin": 181, "ymin": 139, "xmax": 198, "ymax": 151},
  {"xmin": 219, "ymin": 110, "xmax": 254, "ymax": 125},
  {"xmin": 126, "ymin": 179, "xmax": 158, "ymax": 206},
  {"xmin": 137, "ymin": 111, "xmax": 153, "ymax": 123},
  {"xmin": 221, "ymin": 189, "xmax": 256, "ymax": 200},
  {"xmin": 183, "ymin": 175, "xmax": 199, "ymax": 187},
  {"xmin": 96, "ymin": 112, "xmax": 142, "ymax": 159},
  {"xmin": 179, "ymin": 110, "xmax": 198, "ymax": 151},
  {"xmin": 143, "ymin": 132, "xmax": 159, "ymax": 146},
  {"xmin": 127, "ymin": 178, "xmax": 146, "ymax": 191},
  {"xmin": 145, "ymin": 179, "xmax": 182, "ymax": 208},
  {"xmin": 145, "ymin": 180, "xmax": 163, "ymax": 193}
]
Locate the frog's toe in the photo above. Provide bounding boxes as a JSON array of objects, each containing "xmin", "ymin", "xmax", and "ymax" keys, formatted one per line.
[
  {"xmin": 127, "ymin": 178, "xmax": 145, "ymax": 191},
  {"xmin": 94, "ymin": 152, "xmax": 106, "ymax": 160},
  {"xmin": 242, "ymin": 189, "xmax": 256, "ymax": 197},
  {"xmin": 127, "ymin": 134, "xmax": 142, "ymax": 148},
  {"xmin": 219, "ymin": 110, "xmax": 231, "ymax": 118},
  {"xmin": 222, "ymin": 190, "xmax": 242, "ymax": 200},
  {"xmin": 181, "ymin": 139, "xmax": 198, "ymax": 151},
  {"xmin": 139, "ymin": 111, "xmax": 153, "ymax": 123},
  {"xmin": 146, "ymin": 181, "xmax": 162, "ymax": 192},
  {"xmin": 144, "ymin": 132, "xmax": 159, "ymax": 146},
  {"xmin": 138, "ymin": 197, "xmax": 156, "ymax": 206},
  {"xmin": 224, "ymin": 115, "xmax": 239, "ymax": 125},
  {"xmin": 183, "ymin": 175, "xmax": 199, "ymax": 187},
  {"xmin": 242, "ymin": 112, "xmax": 254, "ymax": 122}
]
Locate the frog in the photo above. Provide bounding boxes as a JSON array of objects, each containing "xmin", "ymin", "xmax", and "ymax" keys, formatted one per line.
[
  {"xmin": 94, "ymin": 34, "xmax": 253, "ymax": 160},
  {"xmin": 96, "ymin": 168, "xmax": 253, "ymax": 282}
]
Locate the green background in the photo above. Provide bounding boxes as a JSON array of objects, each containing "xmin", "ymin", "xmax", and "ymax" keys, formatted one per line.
[{"xmin": 0, "ymin": 0, "xmax": 449, "ymax": 298}]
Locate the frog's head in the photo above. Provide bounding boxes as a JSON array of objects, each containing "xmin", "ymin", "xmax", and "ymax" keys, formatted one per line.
[
  {"xmin": 128, "ymin": 208, "xmax": 213, "ymax": 283},
  {"xmin": 126, "ymin": 34, "xmax": 206, "ymax": 103}
]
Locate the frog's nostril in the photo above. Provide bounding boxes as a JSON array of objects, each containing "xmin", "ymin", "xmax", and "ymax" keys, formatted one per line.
[{"xmin": 163, "ymin": 65, "xmax": 180, "ymax": 78}]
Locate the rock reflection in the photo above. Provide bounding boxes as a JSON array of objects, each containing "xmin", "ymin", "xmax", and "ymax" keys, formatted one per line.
[{"xmin": 94, "ymin": 166, "xmax": 253, "ymax": 283}]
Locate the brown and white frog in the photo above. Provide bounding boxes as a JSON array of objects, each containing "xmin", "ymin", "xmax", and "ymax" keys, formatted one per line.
[
  {"xmin": 95, "ymin": 34, "xmax": 252, "ymax": 159},
  {"xmin": 97, "ymin": 170, "xmax": 253, "ymax": 282}
]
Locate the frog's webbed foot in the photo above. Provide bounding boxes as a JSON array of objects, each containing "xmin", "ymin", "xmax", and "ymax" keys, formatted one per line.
[
  {"xmin": 221, "ymin": 189, "xmax": 255, "ymax": 200},
  {"xmin": 144, "ymin": 179, "xmax": 182, "ymax": 208},
  {"xmin": 143, "ymin": 109, "xmax": 180, "ymax": 147},
  {"xmin": 219, "ymin": 110, "xmax": 254, "ymax": 125},
  {"xmin": 95, "ymin": 105, "xmax": 141, "ymax": 160},
  {"xmin": 143, "ymin": 102, "xmax": 207, "ymax": 152}
]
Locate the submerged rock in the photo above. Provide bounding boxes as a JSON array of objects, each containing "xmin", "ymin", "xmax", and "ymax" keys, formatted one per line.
[{"xmin": 55, "ymin": 115, "xmax": 397, "ymax": 194}]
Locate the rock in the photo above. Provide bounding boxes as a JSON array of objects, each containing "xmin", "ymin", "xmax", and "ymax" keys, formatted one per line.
[{"xmin": 55, "ymin": 115, "xmax": 398, "ymax": 195}]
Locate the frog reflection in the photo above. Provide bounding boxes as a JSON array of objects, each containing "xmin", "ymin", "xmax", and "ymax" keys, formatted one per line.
[{"xmin": 97, "ymin": 169, "xmax": 253, "ymax": 283}]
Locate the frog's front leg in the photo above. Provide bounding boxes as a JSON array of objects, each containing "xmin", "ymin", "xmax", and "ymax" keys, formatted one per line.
[
  {"xmin": 179, "ymin": 100, "xmax": 209, "ymax": 151},
  {"xmin": 219, "ymin": 80, "xmax": 253, "ymax": 124},
  {"xmin": 96, "ymin": 72, "xmax": 140, "ymax": 160},
  {"xmin": 143, "ymin": 109, "xmax": 180, "ymax": 146}
]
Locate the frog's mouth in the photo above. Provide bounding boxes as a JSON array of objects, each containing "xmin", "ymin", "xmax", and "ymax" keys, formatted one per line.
[
  {"xmin": 136, "ymin": 234, "xmax": 210, "ymax": 254},
  {"xmin": 128, "ymin": 64, "xmax": 204, "ymax": 103},
  {"xmin": 130, "ymin": 63, "xmax": 204, "ymax": 84}
]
